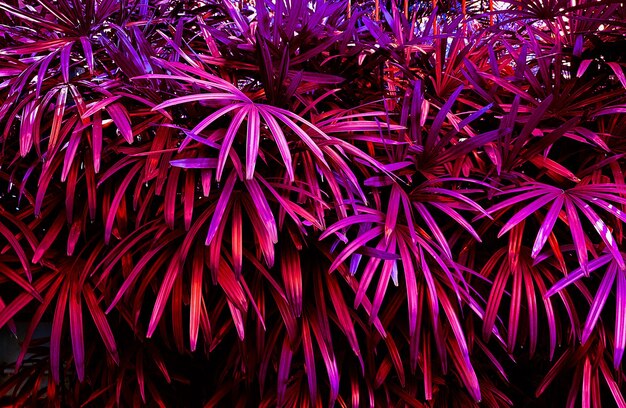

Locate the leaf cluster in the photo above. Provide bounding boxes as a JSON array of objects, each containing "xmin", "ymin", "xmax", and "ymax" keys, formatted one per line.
[{"xmin": 1, "ymin": 0, "xmax": 626, "ymax": 406}]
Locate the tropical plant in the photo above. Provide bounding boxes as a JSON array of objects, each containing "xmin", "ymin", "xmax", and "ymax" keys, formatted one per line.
[{"xmin": 0, "ymin": 0, "xmax": 625, "ymax": 406}]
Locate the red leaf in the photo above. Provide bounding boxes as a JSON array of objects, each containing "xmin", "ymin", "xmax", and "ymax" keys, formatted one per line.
[
  {"xmin": 217, "ymin": 262, "xmax": 247, "ymax": 312},
  {"xmin": 83, "ymin": 284, "xmax": 119, "ymax": 364},
  {"xmin": 326, "ymin": 273, "xmax": 363, "ymax": 368},
  {"xmin": 301, "ymin": 320, "xmax": 318, "ymax": 406},
  {"xmin": 164, "ymin": 166, "xmax": 180, "ymax": 229},
  {"xmin": 0, "ymin": 273, "xmax": 57, "ymax": 329},
  {"xmin": 231, "ymin": 200, "xmax": 243, "ymax": 278},
  {"xmin": 50, "ymin": 282, "xmax": 69, "ymax": 383},
  {"xmin": 190, "ymin": 244, "xmax": 204, "ymax": 351},
  {"xmin": 280, "ymin": 244, "xmax": 302, "ymax": 317},
  {"xmin": 50, "ymin": 86, "xmax": 68, "ymax": 151},
  {"xmin": 0, "ymin": 222, "xmax": 32, "ymax": 281},
  {"xmin": 104, "ymin": 162, "xmax": 142, "ymax": 244},
  {"xmin": 0, "ymin": 263, "xmax": 42, "ymax": 301},
  {"xmin": 147, "ymin": 250, "xmax": 183, "ymax": 338}
]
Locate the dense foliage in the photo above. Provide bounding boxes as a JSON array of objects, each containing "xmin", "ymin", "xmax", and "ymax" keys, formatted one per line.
[{"xmin": 0, "ymin": 0, "xmax": 625, "ymax": 406}]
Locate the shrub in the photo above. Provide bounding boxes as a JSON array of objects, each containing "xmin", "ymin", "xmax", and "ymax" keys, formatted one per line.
[{"xmin": 0, "ymin": 0, "xmax": 625, "ymax": 406}]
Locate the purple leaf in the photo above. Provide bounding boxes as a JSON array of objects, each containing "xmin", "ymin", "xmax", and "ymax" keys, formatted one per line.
[
  {"xmin": 581, "ymin": 264, "xmax": 616, "ymax": 344},
  {"xmin": 570, "ymin": 195, "xmax": 625, "ymax": 270},
  {"xmin": 205, "ymin": 172, "xmax": 237, "ymax": 246},
  {"xmin": 545, "ymin": 254, "xmax": 612, "ymax": 298},
  {"xmin": 615, "ymin": 269, "xmax": 626, "ymax": 368},
  {"xmin": 216, "ymin": 106, "xmax": 249, "ymax": 181},
  {"xmin": 498, "ymin": 193, "xmax": 558, "ymax": 238},
  {"xmin": 69, "ymin": 278, "xmax": 84, "ymax": 381},
  {"xmin": 532, "ymin": 195, "xmax": 564, "ymax": 258},
  {"xmin": 245, "ymin": 106, "xmax": 260, "ymax": 179},
  {"xmin": 170, "ymin": 158, "xmax": 218, "ymax": 169},
  {"xmin": 106, "ymin": 103, "xmax": 133, "ymax": 143},
  {"xmin": 564, "ymin": 196, "xmax": 589, "ymax": 273}
]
